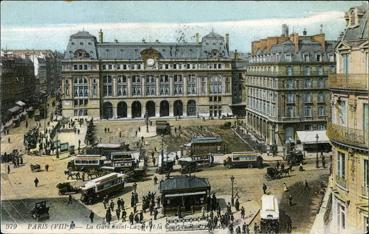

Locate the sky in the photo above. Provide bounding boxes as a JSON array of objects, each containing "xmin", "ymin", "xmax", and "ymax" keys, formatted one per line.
[{"xmin": 1, "ymin": 1, "xmax": 366, "ymax": 52}]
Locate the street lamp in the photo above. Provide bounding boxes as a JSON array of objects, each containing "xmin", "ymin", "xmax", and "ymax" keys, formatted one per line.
[
  {"xmin": 315, "ymin": 133, "xmax": 319, "ymax": 168},
  {"xmin": 230, "ymin": 175, "xmax": 235, "ymax": 206}
]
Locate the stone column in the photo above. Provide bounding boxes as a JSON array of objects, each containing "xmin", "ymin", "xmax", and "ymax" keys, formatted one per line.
[
  {"xmin": 183, "ymin": 75, "xmax": 188, "ymax": 95},
  {"xmin": 127, "ymin": 104, "xmax": 132, "ymax": 118},
  {"xmin": 113, "ymin": 105, "xmax": 117, "ymax": 119},
  {"xmin": 142, "ymin": 75, "xmax": 146, "ymax": 97},
  {"xmin": 112, "ymin": 76, "xmax": 117, "ymax": 97},
  {"xmin": 128, "ymin": 77, "xmax": 132, "ymax": 97},
  {"xmin": 183, "ymin": 103, "xmax": 188, "ymax": 117},
  {"xmin": 169, "ymin": 76, "xmax": 174, "ymax": 96},
  {"xmin": 169, "ymin": 101, "xmax": 174, "ymax": 117},
  {"xmin": 156, "ymin": 76, "xmax": 160, "ymax": 96}
]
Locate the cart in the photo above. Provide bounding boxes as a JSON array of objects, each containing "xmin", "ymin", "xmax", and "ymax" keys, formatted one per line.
[
  {"xmin": 30, "ymin": 164, "xmax": 41, "ymax": 172},
  {"xmin": 31, "ymin": 201, "xmax": 50, "ymax": 221},
  {"xmin": 265, "ymin": 167, "xmax": 281, "ymax": 180}
]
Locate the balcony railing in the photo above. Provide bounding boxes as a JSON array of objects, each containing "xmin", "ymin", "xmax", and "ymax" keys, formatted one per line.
[
  {"xmin": 362, "ymin": 185, "xmax": 368, "ymax": 198},
  {"xmin": 328, "ymin": 73, "xmax": 369, "ymax": 91},
  {"xmin": 246, "ymin": 70, "xmax": 331, "ymax": 76},
  {"xmin": 335, "ymin": 176, "xmax": 347, "ymax": 189},
  {"xmin": 327, "ymin": 123, "xmax": 368, "ymax": 148}
]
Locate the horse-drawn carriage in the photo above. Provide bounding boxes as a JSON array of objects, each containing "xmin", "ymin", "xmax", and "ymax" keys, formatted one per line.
[
  {"xmin": 30, "ymin": 164, "xmax": 41, "ymax": 172},
  {"xmin": 265, "ymin": 167, "xmax": 290, "ymax": 180},
  {"xmin": 31, "ymin": 201, "xmax": 50, "ymax": 221},
  {"xmin": 56, "ymin": 180, "xmax": 81, "ymax": 195}
]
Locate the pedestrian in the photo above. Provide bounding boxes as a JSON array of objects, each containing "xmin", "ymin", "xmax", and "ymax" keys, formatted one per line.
[
  {"xmin": 68, "ymin": 194, "xmax": 73, "ymax": 204},
  {"xmin": 227, "ymin": 202, "xmax": 232, "ymax": 214},
  {"xmin": 119, "ymin": 131, "xmax": 122, "ymax": 138},
  {"xmin": 288, "ymin": 194, "xmax": 293, "ymax": 206},
  {"xmin": 139, "ymin": 210, "xmax": 143, "ymax": 222},
  {"xmin": 89, "ymin": 211, "xmax": 94, "ymax": 223},
  {"xmin": 154, "ymin": 207, "xmax": 158, "ymax": 220},
  {"xmin": 202, "ymin": 206, "xmax": 206, "ymax": 219},
  {"xmin": 34, "ymin": 177, "xmax": 39, "ymax": 187},
  {"xmin": 82, "ymin": 172, "xmax": 85, "ymax": 182},
  {"xmin": 7, "ymin": 164, "xmax": 10, "ymax": 174},
  {"xmin": 156, "ymin": 196, "xmax": 161, "ymax": 208},
  {"xmin": 235, "ymin": 198, "xmax": 240, "ymax": 211},
  {"xmin": 254, "ymin": 223, "xmax": 259, "ymax": 234},
  {"xmin": 116, "ymin": 208, "xmax": 121, "ymax": 220},
  {"xmin": 276, "ymin": 161, "xmax": 280, "ymax": 169},
  {"xmin": 138, "ymin": 126, "xmax": 141, "ymax": 132},
  {"xmin": 281, "ymin": 163, "xmax": 285, "ymax": 171},
  {"xmin": 69, "ymin": 221, "xmax": 75, "ymax": 229},
  {"xmin": 110, "ymin": 200, "xmax": 115, "ymax": 211},
  {"xmin": 106, "ymin": 210, "xmax": 112, "ymax": 225},
  {"xmin": 304, "ymin": 180, "xmax": 310, "ymax": 190},
  {"xmin": 153, "ymin": 175, "xmax": 158, "ymax": 184},
  {"xmin": 8, "ymin": 137, "xmax": 10, "ymax": 143},
  {"xmin": 45, "ymin": 164, "xmax": 49, "ymax": 172},
  {"xmin": 149, "ymin": 218, "xmax": 153, "ymax": 231},
  {"xmin": 129, "ymin": 212, "xmax": 134, "ymax": 224},
  {"xmin": 283, "ymin": 182, "xmax": 289, "ymax": 192},
  {"xmin": 322, "ymin": 154, "xmax": 326, "ymax": 168},
  {"xmin": 117, "ymin": 198, "xmax": 122, "ymax": 210},
  {"xmin": 240, "ymin": 206, "xmax": 245, "ymax": 219},
  {"xmin": 262, "ymin": 183, "xmax": 267, "ymax": 194},
  {"xmin": 122, "ymin": 208, "xmax": 127, "ymax": 222},
  {"xmin": 236, "ymin": 225, "xmax": 241, "ymax": 234},
  {"xmin": 152, "ymin": 157, "xmax": 156, "ymax": 166}
]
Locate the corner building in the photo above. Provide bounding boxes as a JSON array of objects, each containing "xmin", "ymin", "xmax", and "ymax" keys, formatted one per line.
[
  {"xmin": 61, "ymin": 31, "xmax": 233, "ymax": 119},
  {"xmin": 245, "ymin": 25, "xmax": 336, "ymax": 146},
  {"xmin": 328, "ymin": 4, "xmax": 368, "ymax": 233}
]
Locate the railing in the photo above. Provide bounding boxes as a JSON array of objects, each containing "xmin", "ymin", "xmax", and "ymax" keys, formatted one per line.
[
  {"xmin": 327, "ymin": 123, "xmax": 368, "ymax": 147},
  {"xmin": 362, "ymin": 185, "xmax": 368, "ymax": 198},
  {"xmin": 246, "ymin": 70, "xmax": 332, "ymax": 76},
  {"xmin": 328, "ymin": 73, "xmax": 369, "ymax": 91},
  {"xmin": 335, "ymin": 176, "xmax": 347, "ymax": 189}
]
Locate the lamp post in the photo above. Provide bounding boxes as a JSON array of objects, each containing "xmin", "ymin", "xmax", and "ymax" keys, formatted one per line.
[
  {"xmin": 161, "ymin": 134, "xmax": 164, "ymax": 167},
  {"xmin": 56, "ymin": 129, "xmax": 59, "ymax": 159},
  {"xmin": 315, "ymin": 133, "xmax": 319, "ymax": 168},
  {"xmin": 230, "ymin": 175, "xmax": 235, "ymax": 206}
]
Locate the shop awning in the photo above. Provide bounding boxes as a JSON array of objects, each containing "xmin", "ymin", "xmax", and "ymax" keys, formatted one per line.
[
  {"xmin": 165, "ymin": 191, "xmax": 206, "ymax": 198},
  {"xmin": 296, "ymin": 130, "xmax": 330, "ymax": 144},
  {"xmin": 8, "ymin": 106, "xmax": 22, "ymax": 113},
  {"xmin": 16, "ymin": 101, "xmax": 26, "ymax": 107}
]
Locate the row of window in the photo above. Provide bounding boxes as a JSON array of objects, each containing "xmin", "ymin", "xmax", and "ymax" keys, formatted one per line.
[
  {"xmin": 285, "ymin": 105, "xmax": 326, "ymax": 117},
  {"xmin": 247, "ymin": 77, "xmax": 326, "ymax": 89},
  {"xmin": 101, "ymin": 63, "xmax": 225, "ymax": 70},
  {"xmin": 248, "ymin": 65, "xmax": 335, "ymax": 75},
  {"xmin": 249, "ymin": 53, "xmax": 335, "ymax": 63},
  {"xmin": 286, "ymin": 93, "xmax": 326, "ymax": 103}
]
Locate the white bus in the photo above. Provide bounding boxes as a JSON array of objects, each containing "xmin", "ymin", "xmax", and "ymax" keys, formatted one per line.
[
  {"xmin": 80, "ymin": 172, "xmax": 125, "ymax": 204},
  {"xmin": 260, "ymin": 194, "xmax": 279, "ymax": 233},
  {"xmin": 69, "ymin": 154, "xmax": 106, "ymax": 170}
]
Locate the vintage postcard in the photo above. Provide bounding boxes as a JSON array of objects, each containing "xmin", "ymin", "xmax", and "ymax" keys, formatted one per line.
[{"xmin": 1, "ymin": 1, "xmax": 368, "ymax": 233}]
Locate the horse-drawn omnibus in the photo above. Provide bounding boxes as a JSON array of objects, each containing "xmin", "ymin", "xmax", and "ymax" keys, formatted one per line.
[
  {"xmin": 80, "ymin": 172, "xmax": 126, "ymax": 204},
  {"xmin": 102, "ymin": 151, "xmax": 139, "ymax": 172},
  {"xmin": 223, "ymin": 152, "xmax": 263, "ymax": 168},
  {"xmin": 68, "ymin": 154, "xmax": 106, "ymax": 171}
]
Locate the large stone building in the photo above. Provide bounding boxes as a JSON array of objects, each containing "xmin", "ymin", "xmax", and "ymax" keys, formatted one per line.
[
  {"xmin": 0, "ymin": 52, "xmax": 36, "ymax": 122},
  {"xmin": 327, "ymin": 4, "xmax": 368, "ymax": 233},
  {"xmin": 7, "ymin": 50, "xmax": 63, "ymax": 97},
  {"xmin": 244, "ymin": 25, "xmax": 337, "ymax": 146},
  {"xmin": 61, "ymin": 30, "xmax": 233, "ymax": 119}
]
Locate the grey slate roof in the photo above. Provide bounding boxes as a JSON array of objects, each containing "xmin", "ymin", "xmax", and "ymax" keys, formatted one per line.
[
  {"xmin": 191, "ymin": 136, "xmax": 223, "ymax": 144},
  {"xmin": 342, "ymin": 4, "xmax": 368, "ymax": 45},
  {"xmin": 64, "ymin": 31, "xmax": 230, "ymax": 60},
  {"xmin": 159, "ymin": 175, "xmax": 210, "ymax": 192}
]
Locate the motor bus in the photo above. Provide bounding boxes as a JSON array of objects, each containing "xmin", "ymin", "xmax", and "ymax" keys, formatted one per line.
[
  {"xmin": 260, "ymin": 195, "xmax": 279, "ymax": 233},
  {"xmin": 223, "ymin": 151, "xmax": 263, "ymax": 168},
  {"xmin": 68, "ymin": 154, "xmax": 106, "ymax": 171},
  {"xmin": 80, "ymin": 172, "xmax": 125, "ymax": 204}
]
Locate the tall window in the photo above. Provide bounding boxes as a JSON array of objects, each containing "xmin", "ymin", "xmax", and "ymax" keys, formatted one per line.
[
  {"xmin": 287, "ymin": 106, "xmax": 295, "ymax": 117},
  {"xmin": 304, "ymin": 93, "xmax": 312, "ymax": 103},
  {"xmin": 318, "ymin": 106, "xmax": 325, "ymax": 116},
  {"xmin": 286, "ymin": 79, "xmax": 294, "ymax": 89},
  {"xmin": 73, "ymin": 77, "xmax": 88, "ymax": 97},
  {"xmin": 132, "ymin": 75, "xmax": 141, "ymax": 96},
  {"xmin": 363, "ymin": 104, "xmax": 368, "ymax": 134},
  {"xmin": 188, "ymin": 75, "xmax": 197, "ymax": 94},
  {"xmin": 304, "ymin": 106, "xmax": 312, "ymax": 117},
  {"xmin": 337, "ymin": 152, "xmax": 346, "ymax": 179},
  {"xmin": 304, "ymin": 79, "xmax": 312, "ymax": 88},
  {"xmin": 173, "ymin": 75, "xmax": 183, "ymax": 95},
  {"xmin": 102, "ymin": 75, "xmax": 113, "ymax": 96},
  {"xmin": 92, "ymin": 79, "xmax": 97, "ymax": 96},
  {"xmin": 287, "ymin": 93, "xmax": 295, "ymax": 103},
  {"xmin": 117, "ymin": 75, "xmax": 127, "ymax": 96},
  {"xmin": 64, "ymin": 80, "xmax": 70, "ymax": 95},
  {"xmin": 287, "ymin": 66, "xmax": 293, "ymax": 76},
  {"xmin": 225, "ymin": 77, "xmax": 230, "ymax": 93},
  {"xmin": 201, "ymin": 77, "xmax": 206, "ymax": 94},
  {"xmin": 318, "ymin": 78, "xmax": 325, "ymax": 88},
  {"xmin": 337, "ymin": 100, "xmax": 347, "ymax": 126},
  {"xmin": 145, "ymin": 75, "xmax": 156, "ymax": 96},
  {"xmin": 304, "ymin": 66, "xmax": 311, "ymax": 76},
  {"xmin": 159, "ymin": 75, "xmax": 170, "ymax": 95},
  {"xmin": 342, "ymin": 54, "xmax": 349, "ymax": 75},
  {"xmin": 318, "ymin": 66, "xmax": 323, "ymax": 75},
  {"xmin": 209, "ymin": 76, "xmax": 222, "ymax": 94},
  {"xmin": 364, "ymin": 159, "xmax": 369, "ymax": 187},
  {"xmin": 318, "ymin": 92, "xmax": 325, "ymax": 103},
  {"xmin": 336, "ymin": 202, "xmax": 346, "ymax": 232}
]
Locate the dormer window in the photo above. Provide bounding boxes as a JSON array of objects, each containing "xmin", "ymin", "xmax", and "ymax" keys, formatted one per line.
[
  {"xmin": 88, "ymin": 42, "xmax": 92, "ymax": 45},
  {"xmin": 80, "ymin": 42, "xmax": 84, "ymax": 45},
  {"xmin": 71, "ymin": 42, "xmax": 75, "ymax": 45},
  {"xmin": 350, "ymin": 9, "xmax": 356, "ymax": 26}
]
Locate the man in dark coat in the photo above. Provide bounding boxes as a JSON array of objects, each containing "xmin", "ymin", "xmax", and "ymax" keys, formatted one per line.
[
  {"xmin": 89, "ymin": 211, "xmax": 94, "ymax": 223},
  {"xmin": 34, "ymin": 177, "xmax": 39, "ymax": 187}
]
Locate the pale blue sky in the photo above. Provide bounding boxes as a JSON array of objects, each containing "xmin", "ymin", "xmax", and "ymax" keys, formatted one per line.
[{"xmin": 1, "ymin": 1, "xmax": 366, "ymax": 52}]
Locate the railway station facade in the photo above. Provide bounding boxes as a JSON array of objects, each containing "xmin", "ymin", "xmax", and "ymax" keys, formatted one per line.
[{"xmin": 61, "ymin": 30, "xmax": 233, "ymax": 119}]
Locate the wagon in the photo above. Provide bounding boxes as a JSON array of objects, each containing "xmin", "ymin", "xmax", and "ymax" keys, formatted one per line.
[
  {"xmin": 56, "ymin": 180, "xmax": 81, "ymax": 195},
  {"xmin": 31, "ymin": 201, "xmax": 50, "ymax": 221},
  {"xmin": 265, "ymin": 167, "xmax": 281, "ymax": 180},
  {"xmin": 30, "ymin": 164, "xmax": 41, "ymax": 172}
]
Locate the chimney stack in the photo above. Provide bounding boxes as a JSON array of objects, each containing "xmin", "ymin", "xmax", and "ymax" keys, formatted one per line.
[
  {"xmin": 303, "ymin": 28, "xmax": 307, "ymax": 36},
  {"xmin": 225, "ymin": 33, "xmax": 230, "ymax": 52},
  {"xmin": 234, "ymin": 49, "xmax": 238, "ymax": 60},
  {"xmin": 195, "ymin": 33, "xmax": 200, "ymax": 43},
  {"xmin": 282, "ymin": 24, "xmax": 289, "ymax": 37},
  {"xmin": 99, "ymin": 29, "xmax": 104, "ymax": 43}
]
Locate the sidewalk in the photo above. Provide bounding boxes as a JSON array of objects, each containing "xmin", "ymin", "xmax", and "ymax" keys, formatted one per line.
[{"xmin": 310, "ymin": 176, "xmax": 332, "ymax": 234}]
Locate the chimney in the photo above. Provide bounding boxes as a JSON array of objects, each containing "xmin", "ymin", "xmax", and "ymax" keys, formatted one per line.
[
  {"xmin": 320, "ymin": 24, "xmax": 323, "ymax": 34},
  {"xmin": 99, "ymin": 29, "xmax": 104, "ymax": 43},
  {"xmin": 282, "ymin": 24, "xmax": 289, "ymax": 37},
  {"xmin": 234, "ymin": 49, "xmax": 238, "ymax": 60},
  {"xmin": 195, "ymin": 33, "xmax": 199, "ymax": 43},
  {"xmin": 114, "ymin": 39, "xmax": 118, "ymax": 43},
  {"xmin": 303, "ymin": 28, "xmax": 307, "ymax": 36},
  {"xmin": 225, "ymin": 33, "xmax": 230, "ymax": 52}
]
